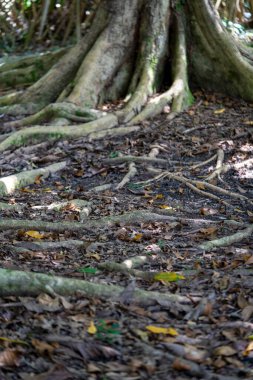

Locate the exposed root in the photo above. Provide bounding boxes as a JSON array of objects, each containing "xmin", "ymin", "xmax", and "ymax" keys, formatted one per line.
[
  {"xmin": 105, "ymin": 150, "xmax": 252, "ymax": 207},
  {"xmin": 0, "ymin": 91, "xmax": 23, "ymax": 107},
  {"xmin": 0, "ymin": 114, "xmax": 118, "ymax": 152},
  {"xmin": 190, "ymin": 153, "xmax": 218, "ymax": 170},
  {"xmin": 3, "ymin": 102, "xmax": 104, "ymax": 129},
  {"xmin": 206, "ymin": 157, "xmax": 253, "ymax": 181},
  {"xmin": 31, "ymin": 199, "xmax": 92, "ymax": 220},
  {"xmin": 0, "ymin": 161, "xmax": 66, "ymax": 196},
  {"xmin": 199, "ymin": 224, "xmax": 253, "ymax": 251},
  {"xmin": 104, "ymin": 155, "xmax": 170, "ymax": 167},
  {"xmin": 135, "ymin": 171, "xmax": 252, "ymax": 206},
  {"xmin": 12, "ymin": 240, "xmax": 86, "ymax": 253},
  {"xmin": 206, "ymin": 148, "xmax": 225, "ymax": 181},
  {"xmin": 0, "ymin": 202, "xmax": 22, "ymax": 211},
  {"xmin": 87, "ymin": 125, "xmax": 140, "ymax": 140},
  {"xmin": 0, "ymin": 211, "xmax": 181, "ymax": 233},
  {"xmin": 116, "ymin": 162, "xmax": 137, "ymax": 190},
  {"xmin": 0, "ymin": 268, "xmax": 194, "ymax": 305},
  {"xmin": 0, "ymin": 103, "xmax": 44, "ymax": 117}
]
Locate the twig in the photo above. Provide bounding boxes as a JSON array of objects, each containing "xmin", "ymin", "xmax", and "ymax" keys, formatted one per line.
[
  {"xmin": 199, "ymin": 224, "xmax": 253, "ymax": 251},
  {"xmin": 116, "ymin": 162, "xmax": 137, "ymax": 189},
  {"xmin": 206, "ymin": 148, "xmax": 225, "ymax": 181}
]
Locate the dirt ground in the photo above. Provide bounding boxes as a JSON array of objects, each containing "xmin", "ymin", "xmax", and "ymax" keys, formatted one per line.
[{"xmin": 0, "ymin": 92, "xmax": 252, "ymax": 379}]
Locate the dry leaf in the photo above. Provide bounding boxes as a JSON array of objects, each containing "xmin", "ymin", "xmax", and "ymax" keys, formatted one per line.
[
  {"xmin": 25, "ymin": 230, "xmax": 45, "ymax": 239},
  {"xmin": 196, "ymin": 182, "xmax": 206, "ymax": 190},
  {"xmin": 242, "ymin": 305, "xmax": 253, "ymax": 321},
  {"xmin": 200, "ymin": 226, "xmax": 217, "ymax": 237},
  {"xmin": 214, "ymin": 108, "xmax": 225, "ymax": 114},
  {"xmin": 146, "ymin": 325, "xmax": 178, "ymax": 336},
  {"xmin": 88, "ymin": 321, "xmax": 97, "ymax": 335},
  {"xmin": 0, "ymin": 349, "xmax": 22, "ymax": 367},
  {"xmin": 243, "ymin": 341, "xmax": 253, "ymax": 356},
  {"xmin": 153, "ymin": 272, "xmax": 185, "ymax": 282},
  {"xmin": 32, "ymin": 338, "xmax": 58, "ymax": 356},
  {"xmin": 213, "ymin": 345, "xmax": 237, "ymax": 357}
]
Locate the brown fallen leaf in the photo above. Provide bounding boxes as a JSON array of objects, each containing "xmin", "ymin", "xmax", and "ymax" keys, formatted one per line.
[
  {"xmin": 0, "ymin": 348, "xmax": 22, "ymax": 367},
  {"xmin": 31, "ymin": 338, "xmax": 58, "ymax": 356},
  {"xmin": 242, "ymin": 305, "xmax": 253, "ymax": 321},
  {"xmin": 213, "ymin": 345, "xmax": 237, "ymax": 357}
]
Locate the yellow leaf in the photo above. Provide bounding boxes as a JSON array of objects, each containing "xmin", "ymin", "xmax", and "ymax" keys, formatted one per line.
[
  {"xmin": 244, "ymin": 120, "xmax": 253, "ymax": 125},
  {"xmin": 146, "ymin": 325, "xmax": 178, "ymax": 336},
  {"xmin": 43, "ymin": 188, "xmax": 52, "ymax": 192},
  {"xmin": 244, "ymin": 341, "xmax": 253, "ymax": 356},
  {"xmin": 159, "ymin": 205, "xmax": 173, "ymax": 210},
  {"xmin": 25, "ymin": 231, "xmax": 45, "ymax": 239},
  {"xmin": 21, "ymin": 188, "xmax": 35, "ymax": 193},
  {"xmin": 153, "ymin": 272, "xmax": 185, "ymax": 282},
  {"xmin": 87, "ymin": 321, "xmax": 97, "ymax": 335},
  {"xmin": 131, "ymin": 233, "xmax": 143, "ymax": 241},
  {"xmin": 214, "ymin": 108, "xmax": 225, "ymax": 114},
  {"xmin": 155, "ymin": 194, "xmax": 164, "ymax": 200}
]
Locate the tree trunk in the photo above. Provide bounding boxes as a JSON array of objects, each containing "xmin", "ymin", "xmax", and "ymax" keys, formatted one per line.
[{"xmin": 1, "ymin": 0, "xmax": 253, "ymax": 145}]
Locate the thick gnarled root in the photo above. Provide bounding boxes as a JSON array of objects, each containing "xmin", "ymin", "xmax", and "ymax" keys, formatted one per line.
[
  {"xmin": 0, "ymin": 161, "xmax": 66, "ymax": 196},
  {"xmin": 3, "ymin": 102, "xmax": 106, "ymax": 129},
  {"xmin": 0, "ymin": 114, "xmax": 118, "ymax": 152}
]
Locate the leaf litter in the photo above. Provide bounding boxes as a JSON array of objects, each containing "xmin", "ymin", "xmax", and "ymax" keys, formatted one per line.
[{"xmin": 0, "ymin": 93, "xmax": 252, "ymax": 379}]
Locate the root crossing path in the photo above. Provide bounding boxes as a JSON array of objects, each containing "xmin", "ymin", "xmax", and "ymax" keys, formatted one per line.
[{"xmin": 0, "ymin": 95, "xmax": 252, "ymax": 379}]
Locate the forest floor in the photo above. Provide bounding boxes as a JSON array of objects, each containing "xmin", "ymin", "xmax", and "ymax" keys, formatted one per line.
[{"xmin": 0, "ymin": 92, "xmax": 252, "ymax": 379}]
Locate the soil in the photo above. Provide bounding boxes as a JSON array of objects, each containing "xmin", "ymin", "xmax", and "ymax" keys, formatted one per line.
[{"xmin": 0, "ymin": 91, "xmax": 252, "ymax": 379}]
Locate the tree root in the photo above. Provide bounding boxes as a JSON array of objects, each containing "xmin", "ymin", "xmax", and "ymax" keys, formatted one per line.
[
  {"xmin": 87, "ymin": 126, "xmax": 140, "ymax": 140},
  {"xmin": 104, "ymin": 155, "xmax": 171, "ymax": 167},
  {"xmin": 206, "ymin": 148, "xmax": 225, "ymax": 181},
  {"xmin": 199, "ymin": 224, "xmax": 253, "ymax": 251},
  {"xmin": 3, "ymin": 102, "xmax": 104, "ymax": 129},
  {"xmin": 190, "ymin": 153, "xmax": 218, "ymax": 170},
  {"xmin": 0, "ymin": 268, "xmax": 194, "ymax": 305},
  {"xmin": 136, "ymin": 171, "xmax": 252, "ymax": 206},
  {"xmin": 0, "ymin": 103, "xmax": 44, "ymax": 117},
  {"xmin": 0, "ymin": 202, "xmax": 23, "ymax": 211},
  {"xmin": 0, "ymin": 161, "xmax": 66, "ymax": 196},
  {"xmin": 0, "ymin": 211, "xmax": 181, "ymax": 233},
  {"xmin": 206, "ymin": 157, "xmax": 253, "ymax": 181},
  {"xmin": 116, "ymin": 162, "xmax": 137, "ymax": 190},
  {"xmin": 12, "ymin": 239, "xmax": 86, "ymax": 252},
  {"xmin": 0, "ymin": 114, "xmax": 118, "ymax": 152},
  {"xmin": 105, "ymin": 150, "xmax": 252, "ymax": 207},
  {"xmin": 31, "ymin": 199, "xmax": 92, "ymax": 220}
]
